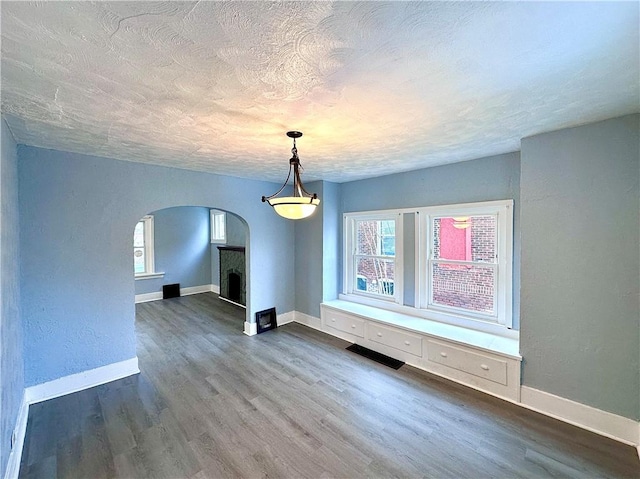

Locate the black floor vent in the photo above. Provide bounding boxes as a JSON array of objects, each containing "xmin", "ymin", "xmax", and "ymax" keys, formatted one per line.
[
  {"xmin": 162, "ymin": 283, "xmax": 180, "ymax": 299},
  {"xmin": 346, "ymin": 344, "xmax": 405, "ymax": 370}
]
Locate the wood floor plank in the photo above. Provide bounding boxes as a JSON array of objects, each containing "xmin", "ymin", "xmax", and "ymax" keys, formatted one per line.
[{"xmin": 19, "ymin": 293, "xmax": 640, "ymax": 478}]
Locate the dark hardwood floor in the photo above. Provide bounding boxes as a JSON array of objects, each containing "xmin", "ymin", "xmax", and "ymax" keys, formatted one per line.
[{"xmin": 19, "ymin": 293, "xmax": 640, "ymax": 478}]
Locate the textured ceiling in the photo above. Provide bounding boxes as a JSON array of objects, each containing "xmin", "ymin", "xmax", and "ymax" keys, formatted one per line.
[{"xmin": 1, "ymin": 1, "xmax": 638, "ymax": 183}]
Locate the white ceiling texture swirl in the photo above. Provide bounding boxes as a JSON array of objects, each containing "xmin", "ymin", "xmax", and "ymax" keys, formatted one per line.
[{"xmin": 1, "ymin": 1, "xmax": 638, "ymax": 182}]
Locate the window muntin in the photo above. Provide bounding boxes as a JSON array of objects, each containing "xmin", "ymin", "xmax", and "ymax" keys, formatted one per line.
[
  {"xmin": 134, "ymin": 215, "xmax": 154, "ymax": 275},
  {"xmin": 210, "ymin": 209, "xmax": 226, "ymax": 243},
  {"xmin": 345, "ymin": 213, "xmax": 403, "ymax": 302}
]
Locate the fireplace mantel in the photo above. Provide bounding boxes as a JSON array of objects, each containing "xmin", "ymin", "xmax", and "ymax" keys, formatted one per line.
[{"xmin": 217, "ymin": 246, "xmax": 245, "ymax": 252}]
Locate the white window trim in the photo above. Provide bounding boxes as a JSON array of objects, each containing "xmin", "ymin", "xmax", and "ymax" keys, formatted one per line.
[
  {"xmin": 340, "ymin": 200, "xmax": 514, "ymax": 336},
  {"xmin": 343, "ymin": 210, "xmax": 404, "ymax": 305},
  {"xmin": 134, "ymin": 215, "xmax": 156, "ymax": 277},
  {"xmin": 210, "ymin": 209, "xmax": 227, "ymax": 244},
  {"xmin": 134, "ymin": 272, "xmax": 164, "ymax": 281}
]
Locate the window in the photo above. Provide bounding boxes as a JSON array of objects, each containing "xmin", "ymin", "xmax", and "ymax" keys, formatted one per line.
[
  {"xmin": 342, "ymin": 200, "xmax": 513, "ymax": 331},
  {"xmin": 134, "ymin": 215, "xmax": 155, "ymax": 275},
  {"xmin": 344, "ymin": 212, "xmax": 403, "ymax": 301},
  {"xmin": 210, "ymin": 209, "xmax": 226, "ymax": 243},
  {"xmin": 420, "ymin": 201, "xmax": 513, "ymax": 327},
  {"xmin": 428, "ymin": 215, "xmax": 498, "ymax": 316}
]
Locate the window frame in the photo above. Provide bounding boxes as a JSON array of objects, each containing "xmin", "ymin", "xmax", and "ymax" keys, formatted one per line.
[
  {"xmin": 340, "ymin": 200, "xmax": 513, "ymax": 333},
  {"xmin": 134, "ymin": 215, "xmax": 156, "ymax": 277},
  {"xmin": 343, "ymin": 211, "xmax": 404, "ymax": 304},
  {"xmin": 210, "ymin": 209, "xmax": 227, "ymax": 244},
  {"xmin": 417, "ymin": 200, "xmax": 513, "ymax": 328}
]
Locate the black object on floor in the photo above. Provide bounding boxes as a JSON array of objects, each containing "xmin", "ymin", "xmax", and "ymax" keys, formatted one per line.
[
  {"xmin": 346, "ymin": 344, "xmax": 405, "ymax": 370},
  {"xmin": 163, "ymin": 283, "xmax": 180, "ymax": 299},
  {"xmin": 256, "ymin": 307, "xmax": 277, "ymax": 333}
]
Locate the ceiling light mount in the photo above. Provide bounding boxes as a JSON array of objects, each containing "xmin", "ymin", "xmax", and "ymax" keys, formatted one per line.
[{"xmin": 262, "ymin": 131, "xmax": 320, "ymax": 220}]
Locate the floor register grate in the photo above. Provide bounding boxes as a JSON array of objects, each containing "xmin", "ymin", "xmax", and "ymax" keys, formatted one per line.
[{"xmin": 346, "ymin": 344, "xmax": 405, "ymax": 370}]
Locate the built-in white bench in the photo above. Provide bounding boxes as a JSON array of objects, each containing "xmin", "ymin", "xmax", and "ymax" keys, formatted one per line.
[{"xmin": 320, "ymin": 300, "xmax": 522, "ymax": 402}]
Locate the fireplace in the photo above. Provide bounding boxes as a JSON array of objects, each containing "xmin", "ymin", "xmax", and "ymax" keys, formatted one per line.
[
  {"xmin": 218, "ymin": 246, "xmax": 246, "ymax": 306},
  {"xmin": 228, "ymin": 272, "xmax": 242, "ymax": 303}
]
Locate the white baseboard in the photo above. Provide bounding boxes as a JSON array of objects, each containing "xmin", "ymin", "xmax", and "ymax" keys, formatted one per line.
[
  {"xmin": 244, "ymin": 321, "xmax": 257, "ymax": 336},
  {"xmin": 135, "ymin": 291, "xmax": 163, "ymax": 303},
  {"xmin": 25, "ymin": 357, "xmax": 140, "ymax": 405},
  {"xmin": 135, "ymin": 284, "xmax": 218, "ymax": 303},
  {"xmin": 3, "ymin": 393, "xmax": 29, "ymax": 479},
  {"xmin": 277, "ymin": 311, "xmax": 295, "ymax": 326},
  {"xmin": 520, "ymin": 386, "xmax": 639, "ymax": 448},
  {"xmin": 293, "ymin": 311, "xmax": 323, "ymax": 331},
  {"xmin": 182, "ymin": 284, "xmax": 215, "ymax": 296}
]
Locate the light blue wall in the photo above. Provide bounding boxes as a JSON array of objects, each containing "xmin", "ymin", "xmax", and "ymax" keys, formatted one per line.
[
  {"xmin": 18, "ymin": 145, "xmax": 294, "ymax": 386},
  {"xmin": 0, "ymin": 118, "xmax": 23, "ymax": 478},
  {"xmin": 520, "ymin": 114, "xmax": 639, "ymax": 420},
  {"xmin": 135, "ymin": 207, "xmax": 212, "ymax": 295},
  {"xmin": 294, "ymin": 181, "xmax": 341, "ymax": 318},
  {"xmin": 322, "ymin": 181, "xmax": 341, "ymax": 303},
  {"xmin": 226, "ymin": 212, "xmax": 247, "ymax": 247},
  {"xmin": 339, "ymin": 152, "xmax": 522, "ymax": 328},
  {"xmin": 340, "ymin": 152, "xmax": 521, "ymax": 212},
  {"xmin": 211, "ymin": 212, "xmax": 247, "ymax": 288},
  {"xmin": 294, "ymin": 181, "xmax": 325, "ymax": 318}
]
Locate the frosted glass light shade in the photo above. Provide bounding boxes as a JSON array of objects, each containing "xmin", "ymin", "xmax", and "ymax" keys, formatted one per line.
[{"xmin": 268, "ymin": 196, "xmax": 320, "ymax": 219}]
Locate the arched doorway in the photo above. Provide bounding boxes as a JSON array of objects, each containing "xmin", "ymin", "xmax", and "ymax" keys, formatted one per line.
[{"xmin": 132, "ymin": 206, "xmax": 249, "ymax": 329}]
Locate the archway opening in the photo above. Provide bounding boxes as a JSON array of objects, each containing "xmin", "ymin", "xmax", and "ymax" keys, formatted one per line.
[{"xmin": 132, "ymin": 205, "xmax": 250, "ymax": 329}]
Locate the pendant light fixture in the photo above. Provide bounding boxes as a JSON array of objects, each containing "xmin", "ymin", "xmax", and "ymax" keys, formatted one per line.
[{"xmin": 262, "ymin": 131, "xmax": 320, "ymax": 220}]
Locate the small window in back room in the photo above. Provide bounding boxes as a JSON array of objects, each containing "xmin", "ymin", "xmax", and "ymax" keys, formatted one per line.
[
  {"xmin": 134, "ymin": 215, "xmax": 155, "ymax": 275},
  {"xmin": 210, "ymin": 209, "xmax": 226, "ymax": 243}
]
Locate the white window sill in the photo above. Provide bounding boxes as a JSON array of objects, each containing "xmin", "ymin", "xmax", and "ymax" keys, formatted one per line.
[
  {"xmin": 340, "ymin": 292, "xmax": 515, "ymax": 337},
  {"xmin": 134, "ymin": 272, "xmax": 165, "ymax": 280},
  {"xmin": 328, "ymin": 298, "xmax": 520, "ymax": 359}
]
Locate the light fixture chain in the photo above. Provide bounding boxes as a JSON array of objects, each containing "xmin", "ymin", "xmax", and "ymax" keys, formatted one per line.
[{"xmin": 261, "ymin": 130, "xmax": 320, "ymax": 219}]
